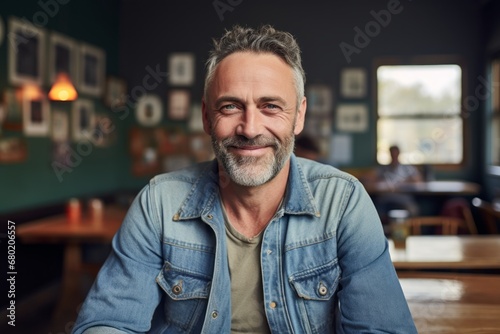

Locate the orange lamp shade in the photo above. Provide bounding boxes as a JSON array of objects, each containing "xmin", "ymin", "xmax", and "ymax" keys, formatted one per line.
[{"xmin": 48, "ymin": 73, "xmax": 78, "ymax": 101}]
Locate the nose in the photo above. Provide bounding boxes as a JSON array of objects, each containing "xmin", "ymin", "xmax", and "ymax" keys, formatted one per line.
[{"xmin": 236, "ymin": 107, "xmax": 262, "ymax": 139}]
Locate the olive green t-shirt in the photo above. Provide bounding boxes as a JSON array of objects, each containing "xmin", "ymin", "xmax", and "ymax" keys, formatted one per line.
[{"xmin": 222, "ymin": 207, "xmax": 272, "ymax": 334}]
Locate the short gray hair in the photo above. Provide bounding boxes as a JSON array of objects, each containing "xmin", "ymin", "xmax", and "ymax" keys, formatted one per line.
[{"xmin": 204, "ymin": 25, "xmax": 306, "ymax": 108}]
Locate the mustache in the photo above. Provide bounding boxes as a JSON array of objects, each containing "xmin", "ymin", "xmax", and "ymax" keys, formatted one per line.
[{"xmin": 221, "ymin": 135, "xmax": 279, "ymax": 149}]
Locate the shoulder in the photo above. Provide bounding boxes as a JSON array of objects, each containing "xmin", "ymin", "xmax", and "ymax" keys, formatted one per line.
[
  {"xmin": 149, "ymin": 161, "xmax": 214, "ymax": 187},
  {"xmin": 295, "ymin": 157, "xmax": 359, "ymax": 185}
]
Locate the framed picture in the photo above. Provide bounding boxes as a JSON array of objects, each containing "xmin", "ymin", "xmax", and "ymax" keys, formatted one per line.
[
  {"xmin": 93, "ymin": 115, "xmax": 116, "ymax": 147},
  {"xmin": 336, "ymin": 103, "xmax": 368, "ymax": 132},
  {"xmin": 306, "ymin": 85, "xmax": 333, "ymax": 116},
  {"xmin": 168, "ymin": 53, "xmax": 195, "ymax": 86},
  {"xmin": 8, "ymin": 17, "xmax": 46, "ymax": 86},
  {"xmin": 23, "ymin": 93, "xmax": 50, "ymax": 136},
  {"xmin": 135, "ymin": 94, "xmax": 163, "ymax": 126},
  {"xmin": 2, "ymin": 89, "xmax": 23, "ymax": 131},
  {"xmin": 303, "ymin": 116, "xmax": 332, "ymax": 138},
  {"xmin": 0, "ymin": 138, "xmax": 28, "ymax": 163},
  {"xmin": 104, "ymin": 76, "xmax": 127, "ymax": 108},
  {"xmin": 49, "ymin": 32, "xmax": 78, "ymax": 84},
  {"xmin": 340, "ymin": 68, "xmax": 367, "ymax": 98},
  {"xmin": 168, "ymin": 90, "xmax": 190, "ymax": 120},
  {"xmin": 72, "ymin": 99, "xmax": 96, "ymax": 141},
  {"xmin": 329, "ymin": 134, "xmax": 352, "ymax": 165},
  {"xmin": 52, "ymin": 110, "xmax": 69, "ymax": 142},
  {"xmin": 78, "ymin": 43, "xmax": 106, "ymax": 96}
]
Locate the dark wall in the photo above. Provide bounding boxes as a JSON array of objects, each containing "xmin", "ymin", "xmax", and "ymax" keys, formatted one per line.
[{"xmin": 119, "ymin": 0, "xmax": 485, "ymax": 184}]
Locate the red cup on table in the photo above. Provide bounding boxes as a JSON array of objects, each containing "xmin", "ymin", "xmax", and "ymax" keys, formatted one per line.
[{"xmin": 67, "ymin": 198, "xmax": 81, "ymax": 224}]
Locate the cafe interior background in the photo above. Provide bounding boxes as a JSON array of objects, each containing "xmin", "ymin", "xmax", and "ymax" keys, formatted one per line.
[{"xmin": 1, "ymin": 0, "xmax": 500, "ymax": 332}]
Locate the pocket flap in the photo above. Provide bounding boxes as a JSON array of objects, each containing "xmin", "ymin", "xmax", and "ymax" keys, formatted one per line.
[
  {"xmin": 289, "ymin": 259, "xmax": 340, "ymax": 301},
  {"xmin": 156, "ymin": 261, "xmax": 211, "ymax": 300}
]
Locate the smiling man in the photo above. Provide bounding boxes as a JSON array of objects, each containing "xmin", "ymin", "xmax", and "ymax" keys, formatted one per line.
[{"xmin": 73, "ymin": 25, "xmax": 417, "ymax": 334}]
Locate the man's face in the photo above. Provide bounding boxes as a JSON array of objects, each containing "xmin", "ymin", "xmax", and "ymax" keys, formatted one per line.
[{"xmin": 202, "ymin": 52, "xmax": 306, "ymax": 187}]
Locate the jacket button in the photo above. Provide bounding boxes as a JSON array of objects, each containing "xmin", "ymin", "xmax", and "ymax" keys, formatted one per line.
[
  {"xmin": 318, "ymin": 283, "xmax": 328, "ymax": 296},
  {"xmin": 207, "ymin": 214, "xmax": 213, "ymax": 219},
  {"xmin": 269, "ymin": 301, "xmax": 277, "ymax": 309},
  {"xmin": 211, "ymin": 311, "xmax": 218, "ymax": 319},
  {"xmin": 172, "ymin": 284, "xmax": 182, "ymax": 295}
]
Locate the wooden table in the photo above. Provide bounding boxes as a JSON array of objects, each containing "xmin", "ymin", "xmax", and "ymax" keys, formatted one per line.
[
  {"xmin": 389, "ymin": 235, "xmax": 500, "ymax": 270},
  {"xmin": 399, "ymin": 273, "xmax": 500, "ymax": 333},
  {"xmin": 16, "ymin": 206, "xmax": 127, "ymax": 329},
  {"xmin": 364, "ymin": 180, "xmax": 481, "ymax": 196}
]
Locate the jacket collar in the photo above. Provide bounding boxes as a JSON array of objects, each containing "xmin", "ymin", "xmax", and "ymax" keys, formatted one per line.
[{"xmin": 173, "ymin": 154, "xmax": 319, "ymax": 221}]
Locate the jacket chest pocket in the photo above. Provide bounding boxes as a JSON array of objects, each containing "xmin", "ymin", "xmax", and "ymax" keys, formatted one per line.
[
  {"xmin": 156, "ymin": 261, "xmax": 212, "ymax": 332},
  {"xmin": 288, "ymin": 259, "xmax": 340, "ymax": 333}
]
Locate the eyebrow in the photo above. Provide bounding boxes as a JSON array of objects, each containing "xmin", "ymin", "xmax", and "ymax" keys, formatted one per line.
[{"xmin": 214, "ymin": 95, "xmax": 288, "ymax": 107}]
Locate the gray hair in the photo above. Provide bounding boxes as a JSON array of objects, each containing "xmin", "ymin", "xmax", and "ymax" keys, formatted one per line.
[{"xmin": 203, "ymin": 25, "xmax": 306, "ymax": 108}]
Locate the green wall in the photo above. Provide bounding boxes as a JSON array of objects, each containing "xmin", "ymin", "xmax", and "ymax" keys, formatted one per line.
[{"xmin": 0, "ymin": 0, "xmax": 133, "ymax": 214}]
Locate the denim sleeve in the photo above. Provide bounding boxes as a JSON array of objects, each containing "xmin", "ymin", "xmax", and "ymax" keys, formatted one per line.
[
  {"xmin": 72, "ymin": 185, "xmax": 164, "ymax": 334},
  {"xmin": 335, "ymin": 181, "xmax": 417, "ymax": 333}
]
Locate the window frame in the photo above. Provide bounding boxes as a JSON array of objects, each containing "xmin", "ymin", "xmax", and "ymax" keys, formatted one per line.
[
  {"xmin": 373, "ymin": 56, "xmax": 468, "ymax": 170},
  {"xmin": 487, "ymin": 57, "xmax": 500, "ymax": 176}
]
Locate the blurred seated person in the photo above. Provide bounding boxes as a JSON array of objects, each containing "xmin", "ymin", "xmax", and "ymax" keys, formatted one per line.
[
  {"xmin": 294, "ymin": 135, "xmax": 321, "ymax": 161},
  {"xmin": 363, "ymin": 145, "xmax": 423, "ymax": 225}
]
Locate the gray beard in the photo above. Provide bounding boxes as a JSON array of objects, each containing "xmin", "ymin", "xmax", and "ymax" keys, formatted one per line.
[{"xmin": 211, "ymin": 132, "xmax": 295, "ymax": 187}]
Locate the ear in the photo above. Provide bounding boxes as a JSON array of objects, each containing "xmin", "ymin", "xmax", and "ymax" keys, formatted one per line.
[
  {"xmin": 201, "ymin": 99, "xmax": 211, "ymax": 135},
  {"xmin": 293, "ymin": 96, "xmax": 307, "ymax": 135}
]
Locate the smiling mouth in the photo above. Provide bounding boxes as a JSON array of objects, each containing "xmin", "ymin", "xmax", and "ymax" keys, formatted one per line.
[{"xmin": 229, "ymin": 145, "xmax": 272, "ymax": 156}]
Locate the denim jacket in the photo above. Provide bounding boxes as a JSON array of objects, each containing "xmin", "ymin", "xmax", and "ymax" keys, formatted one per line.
[{"xmin": 73, "ymin": 155, "xmax": 417, "ymax": 334}]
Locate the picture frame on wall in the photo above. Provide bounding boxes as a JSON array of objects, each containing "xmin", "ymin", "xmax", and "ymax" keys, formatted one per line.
[
  {"xmin": 306, "ymin": 84, "xmax": 333, "ymax": 116},
  {"xmin": 8, "ymin": 17, "xmax": 46, "ymax": 86},
  {"xmin": 78, "ymin": 43, "xmax": 106, "ymax": 97},
  {"xmin": 2, "ymin": 88, "xmax": 23, "ymax": 131},
  {"xmin": 0, "ymin": 138, "xmax": 28, "ymax": 163},
  {"xmin": 168, "ymin": 53, "xmax": 195, "ymax": 86},
  {"xmin": 104, "ymin": 76, "xmax": 127, "ymax": 108},
  {"xmin": 168, "ymin": 89, "xmax": 190, "ymax": 120},
  {"xmin": 23, "ymin": 93, "xmax": 50, "ymax": 136},
  {"xmin": 49, "ymin": 32, "xmax": 78, "ymax": 84},
  {"xmin": 340, "ymin": 68, "xmax": 367, "ymax": 98},
  {"xmin": 135, "ymin": 94, "xmax": 163, "ymax": 126},
  {"xmin": 93, "ymin": 114, "xmax": 116, "ymax": 147},
  {"xmin": 72, "ymin": 99, "xmax": 96, "ymax": 141},
  {"xmin": 335, "ymin": 103, "xmax": 368, "ymax": 132}
]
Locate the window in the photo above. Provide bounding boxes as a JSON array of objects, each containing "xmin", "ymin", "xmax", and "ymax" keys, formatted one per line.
[{"xmin": 376, "ymin": 62, "xmax": 463, "ymax": 165}]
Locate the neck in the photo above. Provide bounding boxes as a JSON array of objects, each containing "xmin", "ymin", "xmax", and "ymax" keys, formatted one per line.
[{"xmin": 218, "ymin": 160, "xmax": 290, "ymax": 238}]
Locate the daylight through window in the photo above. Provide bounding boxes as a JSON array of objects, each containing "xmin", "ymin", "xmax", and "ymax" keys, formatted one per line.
[{"xmin": 377, "ymin": 64, "xmax": 463, "ymax": 165}]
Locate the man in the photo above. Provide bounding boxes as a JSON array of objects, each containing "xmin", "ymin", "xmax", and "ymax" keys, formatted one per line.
[
  {"xmin": 73, "ymin": 25, "xmax": 416, "ymax": 333},
  {"xmin": 365, "ymin": 145, "xmax": 423, "ymax": 225}
]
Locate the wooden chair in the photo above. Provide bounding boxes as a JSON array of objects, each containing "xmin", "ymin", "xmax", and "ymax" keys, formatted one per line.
[
  {"xmin": 404, "ymin": 216, "xmax": 463, "ymax": 235},
  {"xmin": 472, "ymin": 197, "xmax": 499, "ymax": 234},
  {"xmin": 440, "ymin": 198, "xmax": 478, "ymax": 234}
]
